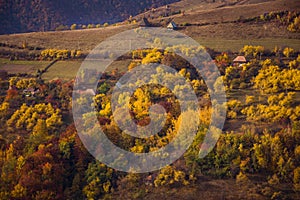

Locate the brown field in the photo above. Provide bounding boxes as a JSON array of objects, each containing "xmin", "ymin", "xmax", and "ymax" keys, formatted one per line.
[
  {"xmin": 0, "ymin": 0, "xmax": 299, "ymax": 54},
  {"xmin": 0, "ymin": 59, "xmax": 50, "ymax": 74},
  {"xmin": 169, "ymin": 0, "xmax": 300, "ymax": 24},
  {"xmin": 0, "ymin": 64, "xmax": 39, "ymax": 74},
  {"xmin": 0, "ymin": 24, "xmax": 136, "ymax": 54},
  {"xmin": 112, "ymin": 173, "xmax": 297, "ymax": 200}
]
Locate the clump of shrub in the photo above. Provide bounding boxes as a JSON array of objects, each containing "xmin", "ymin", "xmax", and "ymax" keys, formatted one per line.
[
  {"xmin": 87, "ymin": 24, "xmax": 95, "ymax": 29},
  {"xmin": 55, "ymin": 25, "xmax": 69, "ymax": 31},
  {"xmin": 182, "ymin": 22, "xmax": 191, "ymax": 26},
  {"xmin": 70, "ymin": 24, "xmax": 77, "ymax": 30},
  {"xmin": 40, "ymin": 49, "xmax": 82, "ymax": 60}
]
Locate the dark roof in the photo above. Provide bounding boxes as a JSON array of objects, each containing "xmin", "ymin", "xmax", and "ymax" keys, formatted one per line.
[
  {"xmin": 140, "ymin": 17, "xmax": 151, "ymax": 27},
  {"xmin": 167, "ymin": 21, "xmax": 177, "ymax": 29}
]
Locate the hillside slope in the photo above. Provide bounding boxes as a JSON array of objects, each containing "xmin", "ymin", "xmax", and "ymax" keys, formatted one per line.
[
  {"xmin": 145, "ymin": 0, "xmax": 300, "ymax": 39},
  {"xmin": 0, "ymin": 0, "xmax": 299, "ymax": 53},
  {"xmin": 0, "ymin": 0, "xmax": 179, "ymax": 34}
]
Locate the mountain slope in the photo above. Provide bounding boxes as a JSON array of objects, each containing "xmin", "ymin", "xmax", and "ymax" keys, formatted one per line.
[
  {"xmin": 0, "ymin": 0, "xmax": 299, "ymax": 53},
  {"xmin": 0, "ymin": 0, "xmax": 179, "ymax": 34}
]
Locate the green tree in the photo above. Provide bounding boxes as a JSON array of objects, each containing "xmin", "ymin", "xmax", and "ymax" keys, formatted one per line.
[
  {"xmin": 283, "ymin": 47, "xmax": 294, "ymax": 58},
  {"xmin": 87, "ymin": 24, "xmax": 95, "ymax": 29},
  {"xmin": 26, "ymin": 119, "xmax": 50, "ymax": 154},
  {"xmin": 11, "ymin": 183, "xmax": 27, "ymax": 199},
  {"xmin": 55, "ymin": 25, "xmax": 69, "ymax": 31},
  {"xmin": 0, "ymin": 144, "xmax": 18, "ymax": 200},
  {"xmin": 83, "ymin": 162, "xmax": 114, "ymax": 199},
  {"xmin": 293, "ymin": 167, "xmax": 300, "ymax": 191},
  {"xmin": 70, "ymin": 24, "xmax": 77, "ymax": 30},
  {"xmin": 154, "ymin": 165, "xmax": 189, "ymax": 187},
  {"xmin": 141, "ymin": 49, "xmax": 162, "ymax": 64}
]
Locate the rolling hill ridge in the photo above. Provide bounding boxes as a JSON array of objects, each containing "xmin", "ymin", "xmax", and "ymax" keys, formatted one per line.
[{"xmin": 0, "ymin": 0, "xmax": 179, "ymax": 34}]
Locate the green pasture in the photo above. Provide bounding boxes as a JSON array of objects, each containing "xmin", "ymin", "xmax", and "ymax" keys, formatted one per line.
[{"xmin": 196, "ymin": 37, "xmax": 300, "ymax": 52}]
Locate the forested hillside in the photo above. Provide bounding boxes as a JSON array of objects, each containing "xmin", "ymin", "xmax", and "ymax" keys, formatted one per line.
[
  {"xmin": 0, "ymin": 0, "xmax": 299, "ymax": 199},
  {"xmin": 0, "ymin": 44, "xmax": 300, "ymax": 199},
  {"xmin": 0, "ymin": 0, "xmax": 179, "ymax": 34}
]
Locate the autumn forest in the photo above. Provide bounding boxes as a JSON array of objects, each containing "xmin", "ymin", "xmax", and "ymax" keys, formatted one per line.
[{"xmin": 0, "ymin": 0, "xmax": 300, "ymax": 200}]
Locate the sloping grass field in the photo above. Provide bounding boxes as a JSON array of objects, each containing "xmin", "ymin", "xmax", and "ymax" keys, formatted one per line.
[{"xmin": 0, "ymin": 58, "xmax": 50, "ymax": 74}]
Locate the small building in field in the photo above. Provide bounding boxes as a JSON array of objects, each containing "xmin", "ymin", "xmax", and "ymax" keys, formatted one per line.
[
  {"xmin": 145, "ymin": 175, "xmax": 154, "ymax": 186},
  {"xmin": 140, "ymin": 17, "xmax": 151, "ymax": 27},
  {"xmin": 233, "ymin": 56, "xmax": 247, "ymax": 67},
  {"xmin": 167, "ymin": 21, "xmax": 178, "ymax": 30},
  {"xmin": 23, "ymin": 88, "xmax": 40, "ymax": 97}
]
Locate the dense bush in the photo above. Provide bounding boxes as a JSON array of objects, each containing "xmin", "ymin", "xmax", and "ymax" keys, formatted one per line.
[{"xmin": 40, "ymin": 49, "xmax": 82, "ymax": 60}]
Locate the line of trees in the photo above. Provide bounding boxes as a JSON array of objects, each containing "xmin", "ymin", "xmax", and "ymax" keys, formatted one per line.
[
  {"xmin": 40, "ymin": 49, "xmax": 82, "ymax": 60},
  {"xmin": 56, "ymin": 22, "xmax": 110, "ymax": 31}
]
